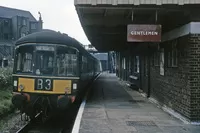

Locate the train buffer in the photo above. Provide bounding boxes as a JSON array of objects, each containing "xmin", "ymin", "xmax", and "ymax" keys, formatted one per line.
[{"xmin": 72, "ymin": 73, "xmax": 200, "ymax": 133}]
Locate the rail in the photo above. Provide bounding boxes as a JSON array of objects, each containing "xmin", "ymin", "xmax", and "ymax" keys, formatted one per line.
[{"xmin": 16, "ymin": 112, "xmax": 42, "ymax": 133}]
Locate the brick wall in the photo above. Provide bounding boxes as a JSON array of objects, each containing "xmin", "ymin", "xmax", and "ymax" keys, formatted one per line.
[
  {"xmin": 150, "ymin": 35, "xmax": 193, "ymax": 120},
  {"xmin": 189, "ymin": 34, "xmax": 200, "ymax": 121},
  {"xmin": 150, "ymin": 34, "xmax": 200, "ymax": 121}
]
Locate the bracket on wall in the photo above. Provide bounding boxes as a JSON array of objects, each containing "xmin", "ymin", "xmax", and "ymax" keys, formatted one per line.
[
  {"xmin": 155, "ymin": 10, "xmax": 158, "ymax": 24},
  {"xmin": 131, "ymin": 8, "xmax": 134, "ymax": 22}
]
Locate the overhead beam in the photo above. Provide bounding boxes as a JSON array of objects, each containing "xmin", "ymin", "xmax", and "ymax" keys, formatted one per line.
[
  {"xmin": 75, "ymin": 0, "xmax": 200, "ymax": 6},
  {"xmin": 82, "ymin": 14, "xmax": 157, "ymax": 26},
  {"xmin": 85, "ymin": 26, "xmax": 126, "ymax": 35},
  {"xmin": 82, "ymin": 17, "xmax": 132, "ymax": 26},
  {"xmin": 75, "ymin": 5, "xmax": 187, "ymax": 11}
]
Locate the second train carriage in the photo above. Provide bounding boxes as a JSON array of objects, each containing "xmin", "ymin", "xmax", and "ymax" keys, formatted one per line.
[{"xmin": 12, "ymin": 30, "xmax": 101, "ymax": 119}]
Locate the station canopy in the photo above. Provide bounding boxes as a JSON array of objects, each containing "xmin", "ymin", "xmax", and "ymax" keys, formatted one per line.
[{"xmin": 75, "ymin": 0, "xmax": 200, "ymax": 52}]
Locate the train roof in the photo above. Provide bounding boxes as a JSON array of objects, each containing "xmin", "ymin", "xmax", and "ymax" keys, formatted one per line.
[{"xmin": 15, "ymin": 30, "xmax": 96, "ymax": 60}]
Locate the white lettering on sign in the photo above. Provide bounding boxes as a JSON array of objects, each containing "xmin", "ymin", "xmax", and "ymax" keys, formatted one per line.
[
  {"xmin": 37, "ymin": 79, "xmax": 43, "ymax": 90},
  {"xmin": 131, "ymin": 31, "xmax": 158, "ymax": 36},
  {"xmin": 37, "ymin": 79, "xmax": 52, "ymax": 90},
  {"xmin": 36, "ymin": 46, "xmax": 55, "ymax": 51}
]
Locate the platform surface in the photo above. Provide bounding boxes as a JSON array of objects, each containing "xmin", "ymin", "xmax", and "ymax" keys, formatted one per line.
[{"xmin": 78, "ymin": 73, "xmax": 200, "ymax": 133}]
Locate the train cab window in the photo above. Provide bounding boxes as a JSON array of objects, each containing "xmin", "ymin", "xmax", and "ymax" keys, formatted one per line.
[
  {"xmin": 56, "ymin": 47, "xmax": 78, "ymax": 76},
  {"xmin": 17, "ymin": 53, "xmax": 22, "ymax": 70},
  {"xmin": 35, "ymin": 46, "xmax": 55, "ymax": 75},
  {"xmin": 23, "ymin": 53, "xmax": 33, "ymax": 72},
  {"xmin": 15, "ymin": 45, "xmax": 34, "ymax": 73}
]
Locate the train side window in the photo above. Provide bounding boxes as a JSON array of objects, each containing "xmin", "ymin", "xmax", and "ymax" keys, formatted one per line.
[
  {"xmin": 17, "ymin": 53, "xmax": 22, "ymax": 70},
  {"xmin": 57, "ymin": 47, "xmax": 78, "ymax": 76},
  {"xmin": 48, "ymin": 57, "xmax": 53, "ymax": 67},
  {"xmin": 57, "ymin": 54, "xmax": 65, "ymax": 76},
  {"xmin": 22, "ymin": 53, "xmax": 33, "ymax": 72},
  {"xmin": 66, "ymin": 54, "xmax": 77, "ymax": 76},
  {"xmin": 82, "ymin": 56, "xmax": 87, "ymax": 73},
  {"xmin": 81, "ymin": 56, "xmax": 84, "ymax": 71}
]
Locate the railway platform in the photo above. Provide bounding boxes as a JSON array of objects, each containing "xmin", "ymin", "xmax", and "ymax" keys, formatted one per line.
[{"xmin": 72, "ymin": 73, "xmax": 200, "ymax": 133}]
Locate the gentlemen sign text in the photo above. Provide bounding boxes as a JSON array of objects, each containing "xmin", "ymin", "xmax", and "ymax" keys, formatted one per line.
[{"xmin": 127, "ymin": 24, "xmax": 161, "ymax": 42}]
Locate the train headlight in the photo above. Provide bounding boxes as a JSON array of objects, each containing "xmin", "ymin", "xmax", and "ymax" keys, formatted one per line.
[
  {"xmin": 13, "ymin": 80, "xmax": 17, "ymax": 87},
  {"xmin": 19, "ymin": 84, "xmax": 24, "ymax": 91},
  {"xmin": 73, "ymin": 83, "xmax": 77, "ymax": 90}
]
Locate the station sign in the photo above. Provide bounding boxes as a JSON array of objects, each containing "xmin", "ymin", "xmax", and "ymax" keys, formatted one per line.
[{"xmin": 127, "ymin": 24, "xmax": 162, "ymax": 42}]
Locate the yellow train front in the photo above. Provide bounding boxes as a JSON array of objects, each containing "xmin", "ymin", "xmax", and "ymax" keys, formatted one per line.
[{"xmin": 12, "ymin": 30, "xmax": 101, "ymax": 119}]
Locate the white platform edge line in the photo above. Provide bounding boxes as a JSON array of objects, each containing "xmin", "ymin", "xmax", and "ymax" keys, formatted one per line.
[
  {"xmin": 71, "ymin": 73, "xmax": 102, "ymax": 133},
  {"xmin": 71, "ymin": 99, "xmax": 86, "ymax": 133}
]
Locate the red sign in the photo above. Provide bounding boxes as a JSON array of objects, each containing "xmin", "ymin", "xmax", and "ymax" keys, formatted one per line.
[{"xmin": 127, "ymin": 24, "xmax": 162, "ymax": 42}]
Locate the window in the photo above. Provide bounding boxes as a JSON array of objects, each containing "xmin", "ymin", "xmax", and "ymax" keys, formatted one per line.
[
  {"xmin": 22, "ymin": 19, "xmax": 26, "ymax": 25},
  {"xmin": 22, "ymin": 53, "xmax": 33, "ymax": 72},
  {"xmin": 4, "ymin": 33, "xmax": 9, "ymax": 40},
  {"xmin": 134, "ymin": 56, "xmax": 140, "ymax": 73},
  {"xmin": 4, "ymin": 20, "xmax": 9, "ymax": 26},
  {"xmin": 82, "ymin": 56, "xmax": 87, "ymax": 73},
  {"xmin": 168, "ymin": 40, "xmax": 178, "ymax": 67},
  {"xmin": 172, "ymin": 49, "xmax": 178, "ymax": 67},
  {"xmin": 15, "ymin": 45, "xmax": 34, "ymax": 73},
  {"xmin": 17, "ymin": 53, "xmax": 22, "ymax": 70},
  {"xmin": 129, "ymin": 58, "xmax": 131, "ymax": 73},
  {"xmin": 167, "ymin": 51, "xmax": 172, "ymax": 67},
  {"xmin": 154, "ymin": 52, "xmax": 160, "ymax": 66},
  {"xmin": 14, "ymin": 45, "xmax": 78, "ymax": 76},
  {"xmin": 31, "ymin": 23, "xmax": 36, "ymax": 29},
  {"xmin": 3, "ymin": 59, "xmax": 8, "ymax": 67},
  {"xmin": 144, "ymin": 56, "xmax": 148, "ymax": 76},
  {"xmin": 57, "ymin": 47, "xmax": 78, "ymax": 76},
  {"xmin": 66, "ymin": 54, "xmax": 77, "ymax": 75},
  {"xmin": 36, "ymin": 51, "xmax": 54, "ymax": 75},
  {"xmin": 122, "ymin": 58, "xmax": 126, "ymax": 69},
  {"xmin": 160, "ymin": 48, "xmax": 164, "ymax": 76}
]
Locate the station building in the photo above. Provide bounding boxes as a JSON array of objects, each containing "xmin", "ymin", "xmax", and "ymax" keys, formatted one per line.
[
  {"xmin": 0, "ymin": 6, "xmax": 43, "ymax": 67},
  {"xmin": 75, "ymin": 0, "xmax": 200, "ymax": 122}
]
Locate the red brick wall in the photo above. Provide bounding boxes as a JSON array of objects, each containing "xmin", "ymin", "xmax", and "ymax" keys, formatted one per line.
[
  {"xmin": 188, "ymin": 34, "xmax": 200, "ymax": 121},
  {"xmin": 150, "ymin": 35, "xmax": 193, "ymax": 120}
]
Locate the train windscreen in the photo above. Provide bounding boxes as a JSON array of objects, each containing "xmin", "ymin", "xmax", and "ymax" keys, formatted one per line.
[
  {"xmin": 15, "ymin": 45, "xmax": 34, "ymax": 74},
  {"xmin": 14, "ymin": 44, "xmax": 79, "ymax": 77}
]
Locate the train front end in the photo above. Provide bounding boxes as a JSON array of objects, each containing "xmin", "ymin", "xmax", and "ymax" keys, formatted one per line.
[{"xmin": 12, "ymin": 43, "xmax": 79, "ymax": 118}]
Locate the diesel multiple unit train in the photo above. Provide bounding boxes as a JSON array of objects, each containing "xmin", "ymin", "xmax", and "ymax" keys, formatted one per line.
[{"xmin": 12, "ymin": 30, "xmax": 101, "ymax": 119}]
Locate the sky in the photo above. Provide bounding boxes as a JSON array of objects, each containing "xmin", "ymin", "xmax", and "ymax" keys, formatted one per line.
[{"xmin": 1, "ymin": 0, "xmax": 90, "ymax": 45}]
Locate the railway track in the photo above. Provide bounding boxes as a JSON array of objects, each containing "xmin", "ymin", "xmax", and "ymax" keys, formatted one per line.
[
  {"xmin": 13, "ymin": 104, "xmax": 79, "ymax": 133},
  {"xmin": 15, "ymin": 113, "xmax": 42, "ymax": 133}
]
